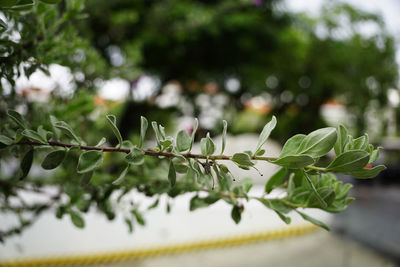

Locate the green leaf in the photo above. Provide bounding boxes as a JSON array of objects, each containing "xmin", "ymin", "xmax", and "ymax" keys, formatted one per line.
[
  {"xmin": 69, "ymin": 210, "xmax": 85, "ymax": 228},
  {"xmin": 77, "ymin": 150, "xmax": 103, "ymax": 173},
  {"xmin": 54, "ymin": 121, "xmax": 81, "ymax": 144},
  {"xmin": 37, "ymin": 126, "xmax": 52, "ymax": 142},
  {"xmin": 353, "ymin": 135, "xmax": 368, "ymax": 150},
  {"xmin": 160, "ymin": 137, "xmax": 173, "ymax": 150},
  {"xmin": 279, "ymin": 134, "xmax": 306, "ymax": 157},
  {"xmin": 125, "ymin": 218, "xmax": 133, "ymax": 233},
  {"xmin": 176, "ymin": 130, "xmax": 191, "ymax": 152},
  {"xmin": 231, "ymin": 153, "xmax": 255, "ymax": 168},
  {"xmin": 369, "ymin": 146, "xmax": 382, "ymax": 164},
  {"xmin": 106, "ymin": 115, "xmax": 123, "ymax": 148},
  {"xmin": 158, "ymin": 125, "xmax": 167, "ymax": 139},
  {"xmin": 49, "ymin": 115, "xmax": 61, "ymax": 139},
  {"xmin": 287, "ymin": 174, "xmax": 295, "ymax": 196},
  {"xmin": 7, "ymin": 109, "xmax": 27, "ymax": 129},
  {"xmin": 303, "ymin": 171, "xmax": 327, "ymax": 208},
  {"xmin": 189, "ymin": 195, "xmax": 219, "ymax": 211},
  {"xmin": 112, "ymin": 165, "xmax": 130, "ymax": 185},
  {"xmin": 148, "ymin": 198, "xmax": 160, "ymax": 210},
  {"xmin": 168, "ymin": 161, "xmax": 176, "ymax": 187},
  {"xmin": 265, "ymin": 168, "xmax": 287, "ymax": 193},
  {"xmin": 221, "ymin": 120, "xmax": 228, "ymax": 154},
  {"xmin": 0, "ymin": 0, "xmax": 18, "ymax": 8},
  {"xmin": 213, "ymin": 165, "xmax": 231, "ymax": 191},
  {"xmin": 189, "ymin": 118, "xmax": 199, "ymax": 153},
  {"xmin": 151, "ymin": 121, "xmax": 162, "ymax": 148},
  {"xmin": 344, "ymin": 135, "xmax": 354, "ymax": 151},
  {"xmin": 347, "ymin": 165, "xmax": 386, "ymax": 179},
  {"xmin": 21, "ymin": 129, "xmax": 47, "ymax": 144},
  {"xmin": 297, "ymin": 127, "xmax": 337, "ymax": 158},
  {"xmin": 80, "ymin": 171, "xmax": 93, "ymax": 186},
  {"xmin": 139, "ymin": 116, "xmax": 148, "ymax": 148},
  {"xmin": 95, "ymin": 137, "xmax": 106, "ymax": 147},
  {"xmin": 39, "ymin": 0, "xmax": 62, "ymax": 4},
  {"xmin": 255, "ymin": 149, "xmax": 265, "ymax": 156},
  {"xmin": 131, "ymin": 210, "xmax": 145, "ymax": 226},
  {"xmin": 0, "ymin": 134, "xmax": 13, "ymax": 146},
  {"xmin": 20, "ymin": 149, "xmax": 34, "ymax": 180},
  {"xmin": 255, "ymin": 116, "xmax": 277, "ymax": 155},
  {"xmin": 307, "ymin": 187, "xmax": 336, "ymax": 208},
  {"xmin": 125, "ymin": 147, "xmax": 145, "ymax": 165},
  {"xmin": 334, "ymin": 125, "xmax": 347, "ymax": 156},
  {"xmin": 11, "ymin": 0, "xmax": 33, "ymax": 10},
  {"xmin": 41, "ymin": 150, "xmax": 66, "ymax": 170},
  {"xmin": 296, "ymin": 210, "xmax": 330, "ymax": 231},
  {"xmin": 200, "ymin": 132, "xmax": 215, "ymax": 156},
  {"xmin": 231, "ymin": 205, "xmax": 242, "ymax": 224},
  {"xmin": 271, "ymin": 155, "xmax": 314, "ymax": 169},
  {"xmin": 326, "ymin": 150, "xmax": 370, "ymax": 172},
  {"xmin": 172, "ymin": 157, "xmax": 188, "ymax": 173}
]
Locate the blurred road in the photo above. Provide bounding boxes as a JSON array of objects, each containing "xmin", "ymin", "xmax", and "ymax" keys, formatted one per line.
[{"xmin": 333, "ymin": 185, "xmax": 400, "ymax": 262}]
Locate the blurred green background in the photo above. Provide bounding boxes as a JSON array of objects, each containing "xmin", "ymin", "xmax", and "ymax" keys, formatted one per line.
[{"xmin": 1, "ymin": 0, "xmax": 400, "ymax": 265}]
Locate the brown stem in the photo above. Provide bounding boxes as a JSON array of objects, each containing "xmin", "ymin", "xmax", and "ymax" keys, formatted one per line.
[{"xmin": 17, "ymin": 140, "xmax": 279, "ymax": 162}]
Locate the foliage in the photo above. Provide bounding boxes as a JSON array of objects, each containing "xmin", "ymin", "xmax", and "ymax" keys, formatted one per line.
[
  {"xmin": 1, "ymin": 0, "xmax": 398, "ymax": 138},
  {"xmin": 0, "ymin": 110, "xmax": 385, "ymax": 240},
  {"xmin": 0, "ymin": 0, "xmax": 394, "ymax": 241}
]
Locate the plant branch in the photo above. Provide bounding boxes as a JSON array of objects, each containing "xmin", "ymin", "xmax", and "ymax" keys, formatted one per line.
[
  {"xmin": 16, "ymin": 140, "xmax": 327, "ymax": 172},
  {"xmin": 17, "ymin": 140, "xmax": 278, "ymax": 160}
]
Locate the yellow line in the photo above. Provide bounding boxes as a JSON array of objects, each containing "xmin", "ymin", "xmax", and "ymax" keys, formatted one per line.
[{"xmin": 0, "ymin": 225, "xmax": 318, "ymax": 267}]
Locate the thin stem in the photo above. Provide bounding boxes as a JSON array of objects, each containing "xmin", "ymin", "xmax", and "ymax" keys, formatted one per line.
[
  {"xmin": 17, "ymin": 140, "xmax": 279, "ymax": 161},
  {"xmin": 16, "ymin": 140, "xmax": 326, "ymax": 172}
]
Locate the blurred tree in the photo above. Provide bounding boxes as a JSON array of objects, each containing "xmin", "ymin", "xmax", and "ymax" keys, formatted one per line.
[
  {"xmin": 0, "ymin": 0, "xmax": 395, "ymax": 241},
  {"xmin": 74, "ymin": 0, "xmax": 398, "ymax": 138}
]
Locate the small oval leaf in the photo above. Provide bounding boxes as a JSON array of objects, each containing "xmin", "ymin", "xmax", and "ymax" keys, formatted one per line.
[
  {"xmin": 296, "ymin": 210, "xmax": 330, "ymax": 231},
  {"xmin": 231, "ymin": 153, "xmax": 255, "ymax": 167},
  {"xmin": 54, "ymin": 121, "xmax": 81, "ymax": 144},
  {"xmin": 347, "ymin": 165, "xmax": 386, "ymax": 179},
  {"xmin": 168, "ymin": 161, "xmax": 176, "ymax": 187},
  {"xmin": 200, "ymin": 133, "xmax": 215, "ymax": 156},
  {"xmin": 125, "ymin": 147, "xmax": 145, "ymax": 165},
  {"xmin": 139, "ymin": 116, "xmax": 148, "ymax": 148},
  {"xmin": 41, "ymin": 150, "xmax": 67, "ymax": 170},
  {"xmin": 271, "ymin": 155, "xmax": 314, "ymax": 169},
  {"xmin": 297, "ymin": 127, "xmax": 337, "ymax": 158},
  {"xmin": 69, "ymin": 210, "xmax": 85, "ymax": 228},
  {"xmin": 0, "ymin": 134, "xmax": 13, "ymax": 146},
  {"xmin": 176, "ymin": 130, "xmax": 191, "ymax": 152},
  {"xmin": 255, "ymin": 116, "xmax": 277, "ymax": 154},
  {"xmin": 20, "ymin": 149, "xmax": 34, "ymax": 180},
  {"xmin": 279, "ymin": 134, "xmax": 306, "ymax": 157},
  {"xmin": 221, "ymin": 120, "xmax": 228, "ymax": 154},
  {"xmin": 22, "ymin": 129, "xmax": 47, "ymax": 144},
  {"xmin": 77, "ymin": 150, "xmax": 103, "ymax": 173},
  {"xmin": 106, "ymin": 115, "xmax": 123, "ymax": 147},
  {"xmin": 265, "ymin": 167, "xmax": 287, "ymax": 193},
  {"xmin": 334, "ymin": 125, "xmax": 348, "ymax": 156},
  {"xmin": 113, "ymin": 165, "xmax": 130, "ymax": 185},
  {"xmin": 326, "ymin": 150, "xmax": 369, "ymax": 172},
  {"xmin": 7, "ymin": 109, "xmax": 27, "ymax": 129}
]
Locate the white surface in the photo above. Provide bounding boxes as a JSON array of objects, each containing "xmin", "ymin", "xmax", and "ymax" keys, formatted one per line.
[{"xmin": 0, "ymin": 186, "xmax": 332, "ymax": 260}]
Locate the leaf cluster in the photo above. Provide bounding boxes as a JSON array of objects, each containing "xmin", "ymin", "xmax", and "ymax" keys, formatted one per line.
[{"xmin": 0, "ymin": 111, "xmax": 386, "ymax": 236}]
